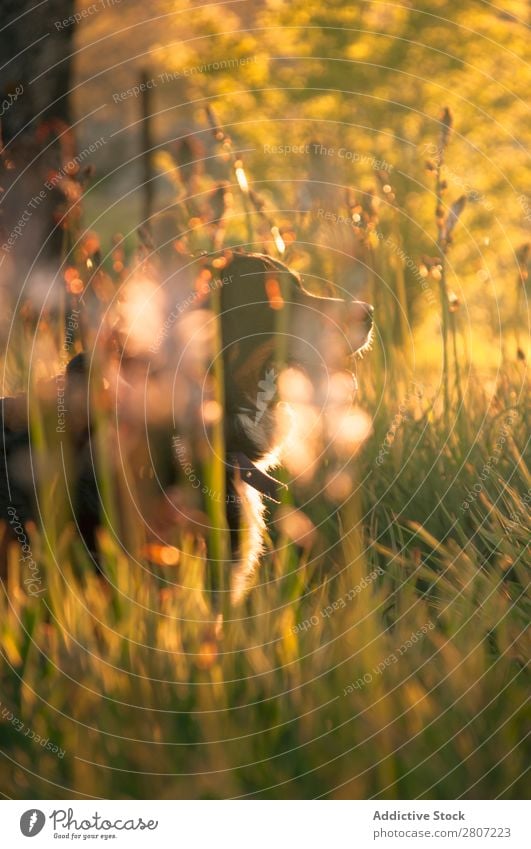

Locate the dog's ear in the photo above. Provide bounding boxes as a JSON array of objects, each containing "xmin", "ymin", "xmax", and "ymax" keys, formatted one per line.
[
  {"xmin": 212, "ymin": 253, "xmax": 295, "ymax": 399},
  {"xmin": 212, "ymin": 251, "xmax": 298, "ymax": 309},
  {"xmin": 205, "ymin": 250, "xmax": 338, "ymax": 314},
  {"xmin": 217, "ymin": 252, "xmax": 296, "ymax": 338}
]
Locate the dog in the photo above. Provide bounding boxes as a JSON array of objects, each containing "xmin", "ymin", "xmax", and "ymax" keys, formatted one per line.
[{"xmin": 0, "ymin": 251, "xmax": 373, "ymax": 599}]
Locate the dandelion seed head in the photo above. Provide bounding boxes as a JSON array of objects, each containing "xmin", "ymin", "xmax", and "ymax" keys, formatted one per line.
[
  {"xmin": 277, "ymin": 505, "xmax": 316, "ymax": 548},
  {"xmin": 118, "ymin": 277, "xmax": 163, "ymax": 354},
  {"xmin": 278, "ymin": 368, "xmax": 314, "ymax": 404},
  {"xmin": 325, "ymin": 471, "xmax": 352, "ymax": 502},
  {"xmin": 276, "ymin": 400, "xmax": 321, "ymax": 479},
  {"xmin": 202, "ymin": 399, "xmax": 222, "ymax": 425},
  {"xmin": 328, "ymin": 407, "xmax": 372, "ymax": 456},
  {"xmin": 327, "ymin": 370, "xmax": 358, "ymax": 407}
]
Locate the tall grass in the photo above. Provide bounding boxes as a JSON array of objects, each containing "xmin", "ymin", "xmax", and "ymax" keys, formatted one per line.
[
  {"xmin": 0, "ymin": 109, "xmax": 528, "ymax": 800},
  {"xmin": 203, "ymin": 280, "xmax": 231, "ymax": 604},
  {"xmin": 0, "ymin": 356, "xmax": 528, "ymax": 799}
]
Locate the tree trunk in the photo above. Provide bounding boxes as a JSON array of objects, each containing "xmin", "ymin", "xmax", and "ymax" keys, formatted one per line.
[
  {"xmin": 0, "ymin": 0, "xmax": 76, "ymax": 317},
  {"xmin": 0, "ymin": 0, "xmax": 75, "ymax": 142}
]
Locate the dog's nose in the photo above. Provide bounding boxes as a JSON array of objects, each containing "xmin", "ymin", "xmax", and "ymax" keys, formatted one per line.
[
  {"xmin": 361, "ymin": 302, "xmax": 374, "ymax": 327},
  {"xmin": 351, "ymin": 300, "xmax": 374, "ymax": 329}
]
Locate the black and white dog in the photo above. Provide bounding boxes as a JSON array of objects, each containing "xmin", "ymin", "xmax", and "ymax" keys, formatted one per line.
[{"xmin": 0, "ymin": 251, "xmax": 373, "ymax": 598}]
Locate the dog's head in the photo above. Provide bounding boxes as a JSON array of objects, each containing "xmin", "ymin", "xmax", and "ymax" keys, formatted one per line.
[
  {"xmin": 202, "ymin": 251, "xmax": 374, "ymax": 468},
  {"xmin": 109, "ymin": 249, "xmax": 374, "ymax": 498},
  {"xmin": 215, "ymin": 251, "xmax": 373, "ymax": 373},
  {"xmin": 207, "ymin": 251, "xmax": 372, "ymax": 406}
]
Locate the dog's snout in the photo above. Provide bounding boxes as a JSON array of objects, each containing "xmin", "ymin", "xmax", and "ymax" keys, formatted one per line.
[
  {"xmin": 350, "ymin": 300, "xmax": 374, "ymax": 328},
  {"xmin": 362, "ymin": 302, "xmax": 374, "ymax": 327},
  {"xmin": 340, "ymin": 300, "xmax": 374, "ymax": 356}
]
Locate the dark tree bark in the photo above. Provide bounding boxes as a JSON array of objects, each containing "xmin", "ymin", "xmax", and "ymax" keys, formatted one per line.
[
  {"xmin": 0, "ymin": 0, "xmax": 76, "ymax": 307},
  {"xmin": 0, "ymin": 0, "xmax": 75, "ymax": 142}
]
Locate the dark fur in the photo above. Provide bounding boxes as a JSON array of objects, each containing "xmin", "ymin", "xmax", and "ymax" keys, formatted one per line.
[{"xmin": 0, "ymin": 252, "xmax": 373, "ymax": 597}]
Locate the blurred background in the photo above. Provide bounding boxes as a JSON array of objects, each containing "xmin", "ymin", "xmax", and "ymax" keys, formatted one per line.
[
  {"xmin": 74, "ymin": 0, "xmax": 530, "ymax": 371},
  {"xmin": 0, "ymin": 0, "xmax": 529, "ymax": 801}
]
